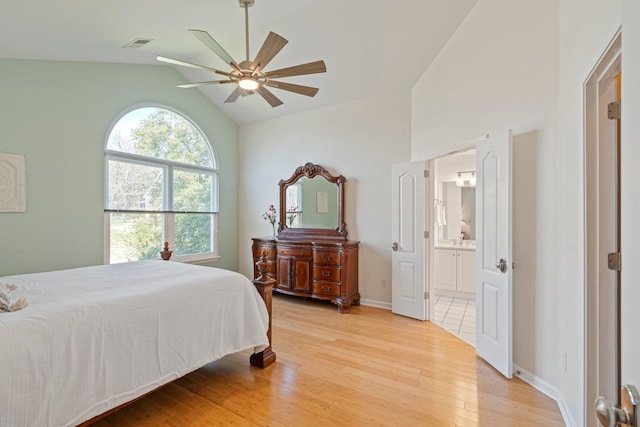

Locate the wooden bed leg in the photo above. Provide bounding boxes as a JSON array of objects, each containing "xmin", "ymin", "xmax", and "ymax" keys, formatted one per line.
[{"xmin": 251, "ymin": 253, "xmax": 276, "ymax": 368}]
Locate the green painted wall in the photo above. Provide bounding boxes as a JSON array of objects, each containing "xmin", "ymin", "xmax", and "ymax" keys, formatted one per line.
[{"xmin": 0, "ymin": 59, "xmax": 239, "ymax": 276}]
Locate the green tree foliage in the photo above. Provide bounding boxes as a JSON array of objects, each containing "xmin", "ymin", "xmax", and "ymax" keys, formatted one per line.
[
  {"xmin": 109, "ymin": 108, "xmax": 215, "ymax": 261},
  {"xmin": 131, "ymin": 109, "xmax": 212, "ymax": 166}
]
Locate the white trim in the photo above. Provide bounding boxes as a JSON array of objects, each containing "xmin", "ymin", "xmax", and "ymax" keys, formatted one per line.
[
  {"xmin": 359, "ymin": 299, "xmax": 392, "ymax": 310},
  {"xmin": 513, "ymin": 364, "xmax": 576, "ymax": 427},
  {"xmin": 425, "ymin": 134, "xmax": 487, "ymax": 164},
  {"xmin": 583, "ymin": 27, "xmax": 622, "ymax": 427},
  {"xmin": 177, "ymin": 254, "xmax": 221, "ymax": 264}
]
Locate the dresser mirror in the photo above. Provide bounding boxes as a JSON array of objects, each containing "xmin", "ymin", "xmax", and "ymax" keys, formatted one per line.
[{"xmin": 277, "ymin": 162, "xmax": 347, "ymax": 241}]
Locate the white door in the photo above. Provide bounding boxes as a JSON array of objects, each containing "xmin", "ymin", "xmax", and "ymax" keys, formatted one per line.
[
  {"xmin": 621, "ymin": 0, "xmax": 640, "ymax": 410},
  {"xmin": 391, "ymin": 161, "xmax": 428, "ymax": 320},
  {"xmin": 475, "ymin": 130, "xmax": 513, "ymax": 379},
  {"xmin": 593, "ymin": 4, "xmax": 640, "ymax": 422}
]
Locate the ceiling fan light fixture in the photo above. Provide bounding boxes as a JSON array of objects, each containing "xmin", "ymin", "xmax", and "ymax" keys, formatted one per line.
[
  {"xmin": 238, "ymin": 77, "xmax": 259, "ymax": 90},
  {"xmin": 158, "ymin": 0, "xmax": 326, "ymax": 108}
]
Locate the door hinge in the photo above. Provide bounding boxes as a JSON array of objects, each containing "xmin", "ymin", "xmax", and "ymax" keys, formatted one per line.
[
  {"xmin": 608, "ymin": 101, "xmax": 621, "ymax": 120},
  {"xmin": 424, "ymin": 230, "xmax": 429, "ymax": 239},
  {"xmin": 424, "ymin": 291, "xmax": 429, "ymax": 300},
  {"xmin": 424, "ymin": 170, "xmax": 429, "ymax": 178},
  {"xmin": 607, "ymin": 252, "xmax": 622, "ymax": 271}
]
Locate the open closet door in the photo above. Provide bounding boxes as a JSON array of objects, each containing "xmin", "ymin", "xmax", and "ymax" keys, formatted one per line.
[
  {"xmin": 475, "ymin": 130, "xmax": 513, "ymax": 378},
  {"xmin": 391, "ymin": 161, "xmax": 428, "ymax": 320}
]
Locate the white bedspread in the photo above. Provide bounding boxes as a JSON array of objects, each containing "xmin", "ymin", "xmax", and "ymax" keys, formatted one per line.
[{"xmin": 0, "ymin": 260, "xmax": 270, "ymax": 427}]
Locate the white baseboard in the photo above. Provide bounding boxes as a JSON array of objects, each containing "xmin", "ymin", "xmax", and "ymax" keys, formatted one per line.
[
  {"xmin": 513, "ymin": 364, "xmax": 575, "ymax": 427},
  {"xmin": 359, "ymin": 299, "xmax": 391, "ymax": 310}
]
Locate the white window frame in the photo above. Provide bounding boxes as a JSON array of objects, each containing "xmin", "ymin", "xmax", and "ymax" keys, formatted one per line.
[{"xmin": 103, "ymin": 105, "xmax": 219, "ymax": 264}]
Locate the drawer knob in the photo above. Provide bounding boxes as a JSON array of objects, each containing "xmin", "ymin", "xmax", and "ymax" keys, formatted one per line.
[
  {"xmin": 322, "ymin": 254, "xmax": 332, "ymax": 262},
  {"xmin": 321, "ymin": 270, "xmax": 331, "ymax": 277},
  {"xmin": 321, "ymin": 285, "xmax": 332, "ymax": 292}
]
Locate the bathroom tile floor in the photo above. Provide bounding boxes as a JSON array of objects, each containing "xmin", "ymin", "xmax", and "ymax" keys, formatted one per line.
[{"xmin": 433, "ymin": 295, "xmax": 476, "ymax": 346}]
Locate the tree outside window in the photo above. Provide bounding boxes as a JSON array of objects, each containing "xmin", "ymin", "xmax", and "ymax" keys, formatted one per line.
[{"xmin": 105, "ymin": 106, "xmax": 218, "ymax": 263}]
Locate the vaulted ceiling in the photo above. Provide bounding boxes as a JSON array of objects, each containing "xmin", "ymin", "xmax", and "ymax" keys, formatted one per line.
[{"xmin": 1, "ymin": 0, "xmax": 478, "ymax": 124}]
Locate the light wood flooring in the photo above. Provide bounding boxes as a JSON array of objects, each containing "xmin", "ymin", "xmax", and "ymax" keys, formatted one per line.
[{"xmin": 93, "ymin": 294, "xmax": 564, "ymax": 426}]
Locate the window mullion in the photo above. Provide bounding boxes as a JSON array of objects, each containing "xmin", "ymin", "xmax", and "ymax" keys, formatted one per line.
[
  {"xmin": 166, "ymin": 165, "xmax": 173, "ymax": 211},
  {"xmin": 164, "ymin": 212, "xmax": 176, "ymax": 254},
  {"xmin": 164, "ymin": 166, "xmax": 175, "ymax": 251}
]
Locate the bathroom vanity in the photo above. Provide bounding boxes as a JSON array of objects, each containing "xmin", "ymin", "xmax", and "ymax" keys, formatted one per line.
[{"xmin": 434, "ymin": 243, "xmax": 476, "ymax": 298}]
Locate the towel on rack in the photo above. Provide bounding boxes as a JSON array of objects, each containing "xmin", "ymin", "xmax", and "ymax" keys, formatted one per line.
[{"xmin": 435, "ymin": 200, "xmax": 447, "ymax": 226}]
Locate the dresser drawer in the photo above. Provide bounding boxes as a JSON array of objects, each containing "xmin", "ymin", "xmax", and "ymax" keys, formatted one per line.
[
  {"xmin": 313, "ymin": 281, "xmax": 341, "ymax": 297},
  {"xmin": 278, "ymin": 247, "xmax": 312, "ymax": 258},
  {"xmin": 313, "ymin": 250, "xmax": 341, "ymax": 266},
  {"xmin": 313, "ymin": 266, "xmax": 341, "ymax": 282}
]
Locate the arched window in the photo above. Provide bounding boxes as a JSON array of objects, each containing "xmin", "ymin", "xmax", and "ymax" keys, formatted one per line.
[{"xmin": 104, "ymin": 106, "xmax": 218, "ymax": 263}]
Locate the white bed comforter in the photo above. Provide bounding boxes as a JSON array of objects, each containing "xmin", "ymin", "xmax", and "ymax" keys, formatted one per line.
[{"xmin": 0, "ymin": 260, "xmax": 270, "ymax": 427}]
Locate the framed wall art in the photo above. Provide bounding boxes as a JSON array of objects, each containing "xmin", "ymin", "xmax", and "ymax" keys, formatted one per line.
[{"xmin": 0, "ymin": 153, "xmax": 26, "ymax": 212}]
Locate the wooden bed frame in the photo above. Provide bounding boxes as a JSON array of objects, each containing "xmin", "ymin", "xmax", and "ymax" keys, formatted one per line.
[{"xmin": 78, "ymin": 246, "xmax": 276, "ymax": 426}]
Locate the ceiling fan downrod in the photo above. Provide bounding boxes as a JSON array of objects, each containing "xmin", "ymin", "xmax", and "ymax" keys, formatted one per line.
[{"xmin": 239, "ymin": 0, "xmax": 254, "ymax": 62}]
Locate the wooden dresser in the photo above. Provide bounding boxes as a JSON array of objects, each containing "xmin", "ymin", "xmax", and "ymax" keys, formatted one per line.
[{"xmin": 252, "ymin": 237, "xmax": 360, "ymax": 313}]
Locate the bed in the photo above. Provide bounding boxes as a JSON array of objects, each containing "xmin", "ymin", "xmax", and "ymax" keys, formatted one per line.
[{"xmin": 0, "ymin": 258, "xmax": 276, "ymax": 427}]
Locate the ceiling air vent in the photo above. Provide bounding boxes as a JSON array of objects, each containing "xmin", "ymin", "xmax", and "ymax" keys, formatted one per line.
[{"xmin": 123, "ymin": 38, "xmax": 153, "ymax": 49}]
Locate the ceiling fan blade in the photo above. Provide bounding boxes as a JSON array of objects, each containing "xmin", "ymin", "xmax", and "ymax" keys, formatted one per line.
[
  {"xmin": 250, "ymin": 32, "xmax": 288, "ymax": 74},
  {"xmin": 157, "ymin": 56, "xmax": 232, "ymax": 76},
  {"xmin": 256, "ymin": 86, "xmax": 284, "ymax": 107},
  {"xmin": 264, "ymin": 80, "xmax": 319, "ymax": 97},
  {"xmin": 189, "ymin": 29, "xmax": 241, "ymax": 72},
  {"xmin": 264, "ymin": 60, "xmax": 327, "ymax": 79},
  {"xmin": 177, "ymin": 80, "xmax": 234, "ymax": 89},
  {"xmin": 225, "ymin": 87, "xmax": 243, "ymax": 103}
]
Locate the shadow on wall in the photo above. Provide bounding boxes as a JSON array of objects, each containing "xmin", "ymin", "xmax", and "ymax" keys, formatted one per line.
[{"xmin": 512, "ymin": 130, "xmax": 539, "ymax": 374}]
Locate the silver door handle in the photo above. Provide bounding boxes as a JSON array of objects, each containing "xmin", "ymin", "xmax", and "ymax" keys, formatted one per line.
[
  {"xmin": 391, "ymin": 242, "xmax": 399, "ymax": 251},
  {"xmin": 496, "ymin": 258, "xmax": 508, "ymax": 273},
  {"xmin": 595, "ymin": 384, "xmax": 640, "ymax": 427}
]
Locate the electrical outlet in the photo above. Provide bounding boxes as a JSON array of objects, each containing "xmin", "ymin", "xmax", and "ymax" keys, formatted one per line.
[{"xmin": 380, "ymin": 277, "xmax": 388, "ymax": 288}]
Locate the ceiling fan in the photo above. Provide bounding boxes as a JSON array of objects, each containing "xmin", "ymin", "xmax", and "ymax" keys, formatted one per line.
[{"xmin": 157, "ymin": 0, "xmax": 327, "ymax": 108}]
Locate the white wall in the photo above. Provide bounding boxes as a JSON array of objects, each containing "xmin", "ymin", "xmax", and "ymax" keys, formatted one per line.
[
  {"xmin": 412, "ymin": 0, "xmax": 627, "ymax": 424},
  {"xmin": 556, "ymin": 0, "xmax": 621, "ymax": 425},
  {"xmin": 410, "ymin": 0, "xmax": 567, "ymax": 421},
  {"xmin": 238, "ymin": 92, "xmax": 411, "ymax": 306},
  {"xmin": 411, "ymin": 0, "xmax": 557, "ymax": 160}
]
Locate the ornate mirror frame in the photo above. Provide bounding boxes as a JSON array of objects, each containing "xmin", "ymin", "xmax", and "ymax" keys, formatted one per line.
[{"xmin": 277, "ymin": 162, "xmax": 348, "ymax": 241}]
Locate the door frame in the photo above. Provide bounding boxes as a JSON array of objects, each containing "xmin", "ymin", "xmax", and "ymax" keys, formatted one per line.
[
  {"xmin": 584, "ymin": 29, "xmax": 621, "ymax": 426},
  {"xmin": 427, "ymin": 137, "xmax": 486, "ymax": 333}
]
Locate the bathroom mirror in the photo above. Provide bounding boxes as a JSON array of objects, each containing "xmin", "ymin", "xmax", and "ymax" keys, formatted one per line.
[
  {"xmin": 443, "ymin": 181, "xmax": 476, "ymax": 241},
  {"xmin": 277, "ymin": 162, "xmax": 347, "ymax": 241}
]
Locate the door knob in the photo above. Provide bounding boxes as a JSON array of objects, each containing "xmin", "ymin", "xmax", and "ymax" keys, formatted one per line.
[
  {"xmin": 595, "ymin": 384, "xmax": 640, "ymax": 427},
  {"xmin": 391, "ymin": 242, "xmax": 399, "ymax": 251},
  {"xmin": 496, "ymin": 258, "xmax": 508, "ymax": 273}
]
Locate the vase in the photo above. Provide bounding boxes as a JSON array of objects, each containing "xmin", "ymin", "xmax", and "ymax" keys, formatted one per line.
[{"xmin": 271, "ymin": 223, "xmax": 276, "ymax": 238}]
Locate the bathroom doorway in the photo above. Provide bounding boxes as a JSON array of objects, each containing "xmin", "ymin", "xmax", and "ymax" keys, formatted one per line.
[{"xmin": 430, "ymin": 149, "xmax": 477, "ymax": 346}]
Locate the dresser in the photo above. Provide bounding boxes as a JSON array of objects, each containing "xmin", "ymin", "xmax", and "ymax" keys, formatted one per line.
[{"xmin": 252, "ymin": 237, "xmax": 359, "ymax": 313}]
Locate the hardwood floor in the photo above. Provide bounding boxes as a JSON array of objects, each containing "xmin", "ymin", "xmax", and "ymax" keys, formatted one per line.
[{"xmin": 93, "ymin": 294, "xmax": 564, "ymax": 426}]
